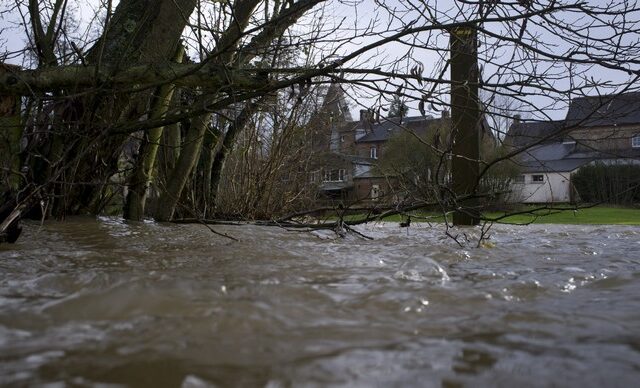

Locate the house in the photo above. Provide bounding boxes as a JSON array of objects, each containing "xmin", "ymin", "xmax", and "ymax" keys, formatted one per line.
[
  {"xmin": 505, "ymin": 91, "xmax": 640, "ymax": 203},
  {"xmin": 306, "ymin": 83, "xmax": 455, "ymax": 204},
  {"xmin": 309, "ymin": 83, "xmax": 495, "ymax": 205}
]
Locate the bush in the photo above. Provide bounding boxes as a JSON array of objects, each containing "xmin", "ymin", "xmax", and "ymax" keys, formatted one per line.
[{"xmin": 573, "ymin": 162, "xmax": 640, "ymax": 205}]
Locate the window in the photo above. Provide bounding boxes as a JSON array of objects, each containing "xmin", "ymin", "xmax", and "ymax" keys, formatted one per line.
[
  {"xmin": 632, "ymin": 134, "xmax": 640, "ymax": 148},
  {"xmin": 532, "ymin": 174, "xmax": 544, "ymax": 183},
  {"xmin": 370, "ymin": 146, "xmax": 377, "ymax": 159},
  {"xmin": 371, "ymin": 184, "xmax": 380, "ymax": 201},
  {"xmin": 340, "ymin": 135, "xmax": 346, "ymax": 143},
  {"xmin": 514, "ymin": 175, "xmax": 525, "ymax": 184},
  {"xmin": 338, "ymin": 169, "xmax": 346, "ymax": 181},
  {"xmin": 310, "ymin": 171, "xmax": 319, "ymax": 183},
  {"xmin": 323, "ymin": 170, "xmax": 331, "ymax": 182}
]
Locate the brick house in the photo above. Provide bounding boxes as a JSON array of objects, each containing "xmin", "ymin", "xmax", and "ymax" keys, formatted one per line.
[
  {"xmin": 505, "ymin": 91, "xmax": 640, "ymax": 203},
  {"xmin": 309, "ymin": 84, "xmax": 456, "ymax": 205}
]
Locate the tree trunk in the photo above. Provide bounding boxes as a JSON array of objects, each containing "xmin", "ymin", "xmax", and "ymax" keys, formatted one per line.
[
  {"xmin": 209, "ymin": 101, "xmax": 261, "ymax": 214},
  {"xmin": 0, "ymin": 64, "xmax": 22, "ymax": 193},
  {"xmin": 124, "ymin": 45, "xmax": 185, "ymax": 221},
  {"xmin": 154, "ymin": 112, "xmax": 210, "ymax": 221},
  {"xmin": 200, "ymin": 125, "xmax": 221, "ymax": 217},
  {"xmin": 450, "ymin": 26, "xmax": 480, "ymax": 226},
  {"xmin": 48, "ymin": 0, "xmax": 197, "ymax": 217}
]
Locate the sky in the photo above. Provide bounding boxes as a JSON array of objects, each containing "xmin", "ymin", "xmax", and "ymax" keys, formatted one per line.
[{"xmin": 1, "ymin": 0, "xmax": 639, "ymax": 126}]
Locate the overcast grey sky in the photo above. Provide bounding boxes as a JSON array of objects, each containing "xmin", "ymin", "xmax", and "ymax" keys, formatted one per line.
[{"xmin": 1, "ymin": 0, "xmax": 638, "ymax": 123}]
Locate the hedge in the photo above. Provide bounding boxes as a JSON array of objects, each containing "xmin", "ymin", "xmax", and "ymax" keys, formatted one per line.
[{"xmin": 573, "ymin": 163, "xmax": 640, "ymax": 205}]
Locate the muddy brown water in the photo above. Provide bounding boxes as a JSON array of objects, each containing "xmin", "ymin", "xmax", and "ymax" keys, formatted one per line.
[{"xmin": 1, "ymin": 217, "xmax": 640, "ymax": 387}]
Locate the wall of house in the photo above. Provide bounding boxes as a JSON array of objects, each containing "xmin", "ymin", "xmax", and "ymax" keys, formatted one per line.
[
  {"xmin": 511, "ymin": 171, "xmax": 574, "ymax": 203},
  {"xmin": 338, "ymin": 129, "xmax": 356, "ymax": 153},
  {"xmin": 353, "ymin": 177, "xmax": 398, "ymax": 203},
  {"xmin": 570, "ymin": 125, "xmax": 640, "ymax": 152},
  {"xmin": 355, "ymin": 141, "xmax": 384, "ymax": 159}
]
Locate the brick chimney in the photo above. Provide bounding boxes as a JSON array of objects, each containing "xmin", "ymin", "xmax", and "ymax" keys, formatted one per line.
[
  {"xmin": 513, "ymin": 114, "xmax": 521, "ymax": 124},
  {"xmin": 359, "ymin": 109, "xmax": 373, "ymax": 132}
]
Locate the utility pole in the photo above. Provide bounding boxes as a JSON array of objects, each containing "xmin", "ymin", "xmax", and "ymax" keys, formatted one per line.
[{"xmin": 450, "ymin": 25, "xmax": 481, "ymax": 226}]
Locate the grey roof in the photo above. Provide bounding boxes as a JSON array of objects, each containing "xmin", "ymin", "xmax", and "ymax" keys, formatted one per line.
[
  {"xmin": 353, "ymin": 170, "xmax": 377, "ymax": 178},
  {"xmin": 346, "ymin": 155, "xmax": 375, "ymax": 164},
  {"xmin": 516, "ymin": 142, "xmax": 592, "ymax": 173},
  {"xmin": 319, "ymin": 83, "xmax": 353, "ymax": 122},
  {"xmin": 519, "ymin": 142, "xmax": 575, "ymax": 162},
  {"xmin": 355, "ymin": 116, "xmax": 441, "ymax": 143},
  {"xmin": 515, "ymin": 138, "xmax": 640, "ymax": 173},
  {"xmin": 319, "ymin": 181, "xmax": 353, "ymax": 191},
  {"xmin": 505, "ymin": 120, "xmax": 566, "ymax": 148},
  {"xmin": 565, "ymin": 92, "xmax": 640, "ymax": 127},
  {"xmin": 519, "ymin": 158, "xmax": 592, "ymax": 173}
]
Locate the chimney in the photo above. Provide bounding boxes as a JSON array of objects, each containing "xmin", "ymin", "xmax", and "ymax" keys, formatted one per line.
[
  {"xmin": 441, "ymin": 109, "xmax": 450, "ymax": 120},
  {"xmin": 359, "ymin": 109, "xmax": 373, "ymax": 132},
  {"xmin": 359, "ymin": 109, "xmax": 370, "ymax": 123},
  {"xmin": 513, "ymin": 114, "xmax": 521, "ymax": 124}
]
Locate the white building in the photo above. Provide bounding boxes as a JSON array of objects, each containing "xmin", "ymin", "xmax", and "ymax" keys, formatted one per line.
[{"xmin": 505, "ymin": 91, "xmax": 640, "ymax": 203}]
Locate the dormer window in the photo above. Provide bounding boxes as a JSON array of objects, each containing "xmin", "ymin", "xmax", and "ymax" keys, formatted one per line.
[{"xmin": 632, "ymin": 134, "xmax": 640, "ymax": 148}]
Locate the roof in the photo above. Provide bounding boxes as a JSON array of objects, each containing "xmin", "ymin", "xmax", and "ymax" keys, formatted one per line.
[
  {"xmin": 355, "ymin": 116, "xmax": 441, "ymax": 143},
  {"xmin": 319, "ymin": 83, "xmax": 353, "ymax": 122},
  {"xmin": 565, "ymin": 92, "xmax": 640, "ymax": 127},
  {"xmin": 519, "ymin": 158, "xmax": 592, "ymax": 173},
  {"xmin": 505, "ymin": 120, "xmax": 566, "ymax": 148},
  {"xmin": 518, "ymin": 142, "xmax": 575, "ymax": 162},
  {"xmin": 345, "ymin": 155, "xmax": 375, "ymax": 164},
  {"xmin": 515, "ymin": 142, "xmax": 591, "ymax": 172}
]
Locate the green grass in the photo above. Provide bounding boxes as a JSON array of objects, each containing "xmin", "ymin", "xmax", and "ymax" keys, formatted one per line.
[
  {"xmin": 338, "ymin": 206, "xmax": 640, "ymax": 225},
  {"xmin": 485, "ymin": 206, "xmax": 640, "ymax": 225}
]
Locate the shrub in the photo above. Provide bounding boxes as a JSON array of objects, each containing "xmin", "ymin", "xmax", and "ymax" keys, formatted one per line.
[{"xmin": 573, "ymin": 162, "xmax": 640, "ymax": 205}]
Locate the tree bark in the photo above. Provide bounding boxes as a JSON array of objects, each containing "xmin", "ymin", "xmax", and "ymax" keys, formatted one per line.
[
  {"xmin": 154, "ymin": 112, "xmax": 210, "ymax": 221},
  {"xmin": 0, "ymin": 65, "xmax": 23, "ymax": 193},
  {"xmin": 209, "ymin": 101, "xmax": 261, "ymax": 213},
  {"xmin": 124, "ymin": 45, "xmax": 185, "ymax": 221},
  {"xmin": 153, "ymin": 0, "xmax": 262, "ymax": 221},
  {"xmin": 450, "ymin": 26, "xmax": 481, "ymax": 226},
  {"xmin": 44, "ymin": 0, "xmax": 197, "ymax": 217}
]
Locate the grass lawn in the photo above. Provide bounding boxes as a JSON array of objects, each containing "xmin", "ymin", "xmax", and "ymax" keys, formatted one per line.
[
  {"xmin": 339, "ymin": 206, "xmax": 640, "ymax": 225},
  {"xmin": 485, "ymin": 206, "xmax": 640, "ymax": 225}
]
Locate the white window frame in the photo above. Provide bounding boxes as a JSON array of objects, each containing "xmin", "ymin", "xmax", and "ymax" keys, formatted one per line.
[
  {"xmin": 632, "ymin": 134, "xmax": 640, "ymax": 148},
  {"xmin": 370, "ymin": 146, "xmax": 377, "ymax": 159},
  {"xmin": 338, "ymin": 169, "xmax": 346, "ymax": 182},
  {"xmin": 371, "ymin": 184, "xmax": 380, "ymax": 201},
  {"xmin": 531, "ymin": 174, "xmax": 544, "ymax": 183},
  {"xmin": 514, "ymin": 174, "xmax": 525, "ymax": 184}
]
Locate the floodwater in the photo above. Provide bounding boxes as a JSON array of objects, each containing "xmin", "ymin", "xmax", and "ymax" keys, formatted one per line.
[{"xmin": 1, "ymin": 218, "xmax": 640, "ymax": 387}]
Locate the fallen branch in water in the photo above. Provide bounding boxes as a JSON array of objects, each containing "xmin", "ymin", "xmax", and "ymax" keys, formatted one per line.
[{"xmin": 171, "ymin": 200, "xmax": 440, "ymax": 240}]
